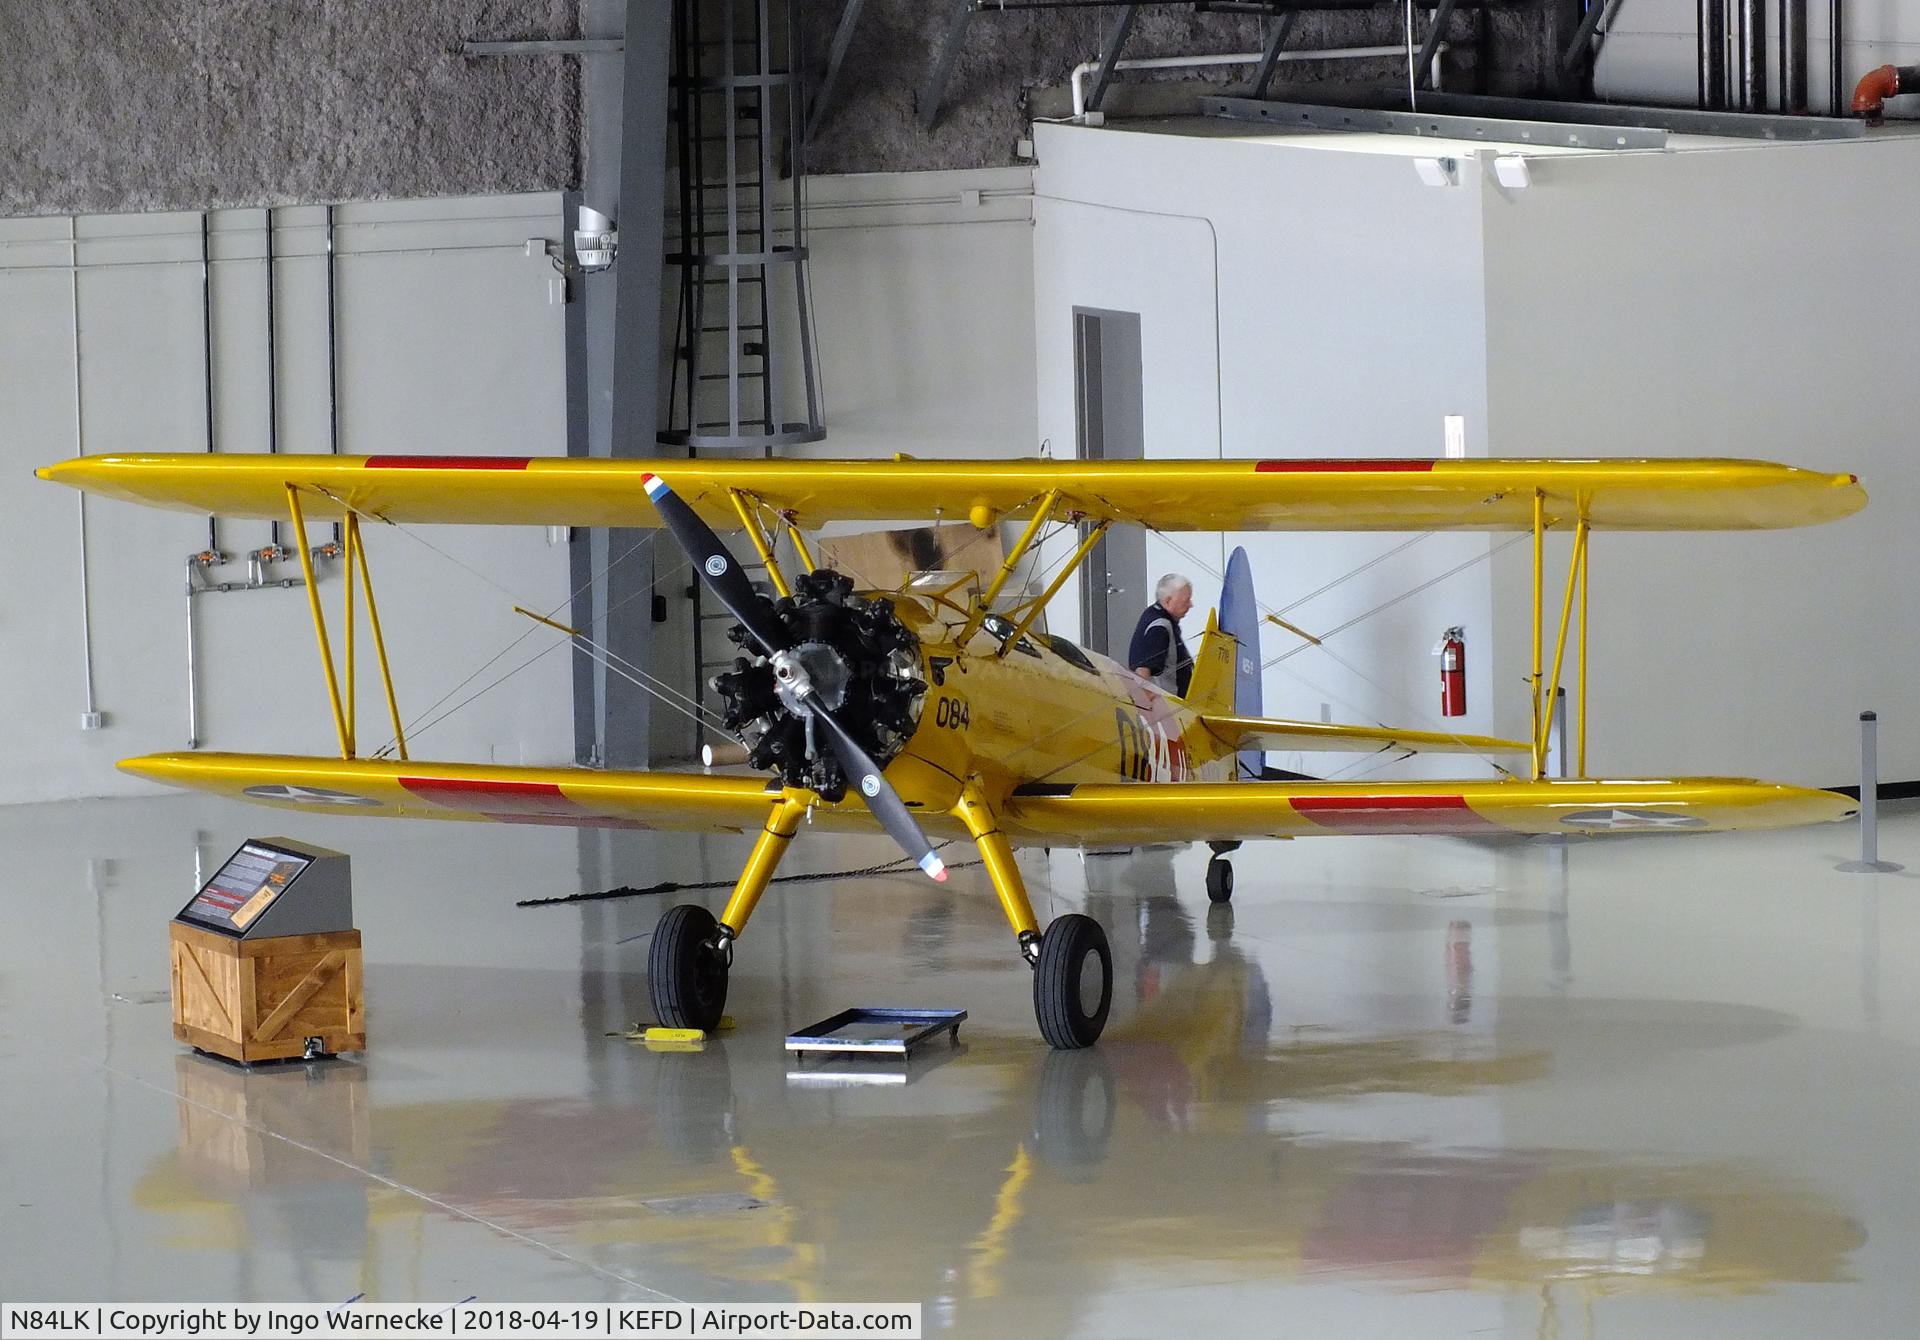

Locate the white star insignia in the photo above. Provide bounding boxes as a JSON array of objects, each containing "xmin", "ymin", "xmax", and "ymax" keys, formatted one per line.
[{"xmin": 1560, "ymin": 808, "xmax": 1704, "ymax": 831}]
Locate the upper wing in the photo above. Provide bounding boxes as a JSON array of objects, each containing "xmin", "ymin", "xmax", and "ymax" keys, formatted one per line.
[
  {"xmin": 1198, "ymin": 713, "xmax": 1531, "ymax": 756},
  {"xmin": 39, "ymin": 454, "xmax": 1864, "ymax": 532},
  {"xmin": 1002, "ymin": 777, "xmax": 1856, "ymax": 844}
]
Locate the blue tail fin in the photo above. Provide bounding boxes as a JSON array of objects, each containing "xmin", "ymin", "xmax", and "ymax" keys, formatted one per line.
[{"xmin": 1219, "ymin": 546, "xmax": 1264, "ymax": 779}]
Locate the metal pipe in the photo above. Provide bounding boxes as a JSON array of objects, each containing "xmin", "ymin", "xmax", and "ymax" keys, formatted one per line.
[
  {"xmin": 186, "ymin": 561, "xmax": 201, "ymax": 749},
  {"xmin": 199, "ymin": 211, "xmax": 220, "ymax": 555},
  {"xmin": 1780, "ymin": 0, "xmax": 1808, "ymax": 111},
  {"xmin": 1699, "ymin": 0, "xmax": 1727, "ymax": 107},
  {"xmin": 69, "ymin": 219, "xmax": 98, "ymax": 722},
  {"xmin": 1740, "ymin": 0, "xmax": 1767, "ymax": 109},
  {"xmin": 1851, "ymin": 63, "xmax": 1920, "ymax": 120},
  {"xmin": 325, "ymin": 204, "xmax": 343, "ymax": 546},
  {"xmin": 265, "ymin": 206, "xmax": 283, "ymax": 549},
  {"xmin": 1830, "ymin": 0, "xmax": 1844, "ymax": 116}
]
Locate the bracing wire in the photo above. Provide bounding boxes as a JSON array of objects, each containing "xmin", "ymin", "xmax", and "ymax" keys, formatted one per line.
[{"xmin": 308, "ymin": 485, "xmax": 740, "ymax": 757}]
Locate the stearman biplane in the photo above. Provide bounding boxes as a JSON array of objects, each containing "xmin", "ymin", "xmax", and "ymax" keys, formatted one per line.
[{"xmin": 38, "ymin": 453, "xmax": 1865, "ymax": 1047}]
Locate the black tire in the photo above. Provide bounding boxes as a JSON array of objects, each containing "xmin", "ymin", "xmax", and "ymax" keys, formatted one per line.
[
  {"xmin": 648, "ymin": 904, "xmax": 729, "ymax": 1032},
  {"xmin": 1032, "ymin": 913, "xmax": 1112, "ymax": 1050},
  {"xmin": 1206, "ymin": 856, "xmax": 1235, "ymax": 904}
]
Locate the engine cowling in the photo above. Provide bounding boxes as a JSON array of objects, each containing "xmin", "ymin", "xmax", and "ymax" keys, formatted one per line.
[{"xmin": 710, "ymin": 569, "xmax": 927, "ymax": 801}]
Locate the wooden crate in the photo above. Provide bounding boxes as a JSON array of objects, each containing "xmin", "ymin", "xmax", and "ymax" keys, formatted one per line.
[{"xmin": 170, "ymin": 921, "xmax": 364, "ymax": 1064}]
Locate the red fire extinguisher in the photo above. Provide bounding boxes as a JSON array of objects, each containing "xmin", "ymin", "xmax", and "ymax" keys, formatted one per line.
[{"xmin": 1436, "ymin": 626, "xmax": 1467, "ymax": 717}]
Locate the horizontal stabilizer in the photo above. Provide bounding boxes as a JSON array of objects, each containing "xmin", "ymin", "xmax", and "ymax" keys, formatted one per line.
[{"xmin": 1198, "ymin": 713, "xmax": 1531, "ymax": 757}]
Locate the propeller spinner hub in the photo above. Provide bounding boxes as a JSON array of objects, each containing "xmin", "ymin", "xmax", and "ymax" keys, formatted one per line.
[{"xmin": 770, "ymin": 642, "xmax": 853, "ymax": 717}]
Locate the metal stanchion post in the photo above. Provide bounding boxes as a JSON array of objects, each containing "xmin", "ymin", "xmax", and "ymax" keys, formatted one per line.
[{"xmin": 1839, "ymin": 710, "xmax": 1902, "ymax": 873}]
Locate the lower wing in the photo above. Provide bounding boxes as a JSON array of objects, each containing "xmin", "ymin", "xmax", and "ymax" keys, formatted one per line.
[
  {"xmin": 124, "ymin": 754, "xmax": 1855, "ymax": 847},
  {"xmin": 122, "ymin": 753, "xmax": 792, "ymax": 832},
  {"xmin": 1003, "ymin": 777, "xmax": 1856, "ymax": 843}
]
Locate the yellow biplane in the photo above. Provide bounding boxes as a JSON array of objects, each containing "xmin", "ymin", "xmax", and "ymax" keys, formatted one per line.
[{"xmin": 38, "ymin": 452, "xmax": 1864, "ymax": 1047}]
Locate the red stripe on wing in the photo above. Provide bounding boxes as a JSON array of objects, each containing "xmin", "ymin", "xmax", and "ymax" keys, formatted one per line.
[
  {"xmin": 1254, "ymin": 459, "xmax": 1439, "ymax": 473},
  {"xmin": 400, "ymin": 776, "xmax": 586, "ymax": 818},
  {"xmin": 1291, "ymin": 793, "xmax": 1503, "ymax": 834},
  {"xmin": 365, "ymin": 456, "xmax": 532, "ymax": 470}
]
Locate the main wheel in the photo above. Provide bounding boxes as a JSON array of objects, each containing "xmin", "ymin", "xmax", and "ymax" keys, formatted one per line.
[
  {"xmin": 1032, "ymin": 913, "xmax": 1112, "ymax": 1050},
  {"xmin": 1206, "ymin": 856, "xmax": 1235, "ymax": 904},
  {"xmin": 648, "ymin": 904, "xmax": 729, "ymax": 1032}
]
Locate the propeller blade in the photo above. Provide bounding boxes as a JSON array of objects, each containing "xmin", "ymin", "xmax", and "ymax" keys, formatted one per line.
[
  {"xmin": 641, "ymin": 472, "xmax": 790, "ymax": 656},
  {"xmin": 809, "ymin": 705, "xmax": 948, "ymax": 882}
]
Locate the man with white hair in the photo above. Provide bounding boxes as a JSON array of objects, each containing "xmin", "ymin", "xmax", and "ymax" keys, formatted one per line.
[{"xmin": 1127, "ymin": 573, "xmax": 1195, "ymax": 696}]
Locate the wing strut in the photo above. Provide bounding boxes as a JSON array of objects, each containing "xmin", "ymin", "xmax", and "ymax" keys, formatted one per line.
[
  {"xmin": 1526, "ymin": 497, "xmax": 1591, "ymax": 780},
  {"xmin": 1002, "ymin": 518, "xmax": 1109, "ymax": 653},
  {"xmin": 284, "ymin": 486, "xmax": 408, "ymax": 762},
  {"xmin": 960, "ymin": 489, "xmax": 1061, "ymax": 644}
]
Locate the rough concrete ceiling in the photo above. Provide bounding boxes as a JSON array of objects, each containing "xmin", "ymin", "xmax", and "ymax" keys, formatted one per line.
[
  {"xmin": 800, "ymin": 2, "xmax": 1470, "ymax": 174},
  {"xmin": 0, "ymin": 0, "xmax": 580, "ymax": 217},
  {"xmin": 0, "ymin": 0, "xmax": 1562, "ymax": 218}
]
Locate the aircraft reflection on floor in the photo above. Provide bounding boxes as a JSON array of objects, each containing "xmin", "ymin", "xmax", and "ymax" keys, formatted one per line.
[{"xmin": 135, "ymin": 883, "xmax": 1864, "ymax": 1329}]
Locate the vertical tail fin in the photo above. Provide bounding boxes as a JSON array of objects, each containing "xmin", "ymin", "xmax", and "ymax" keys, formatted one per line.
[{"xmin": 1184, "ymin": 547, "xmax": 1263, "ymax": 727}]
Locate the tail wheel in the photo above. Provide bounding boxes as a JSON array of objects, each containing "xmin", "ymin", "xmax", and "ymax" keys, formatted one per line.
[
  {"xmin": 1033, "ymin": 913, "xmax": 1112, "ymax": 1050},
  {"xmin": 1205, "ymin": 856, "xmax": 1235, "ymax": 904},
  {"xmin": 648, "ymin": 904, "xmax": 729, "ymax": 1032}
]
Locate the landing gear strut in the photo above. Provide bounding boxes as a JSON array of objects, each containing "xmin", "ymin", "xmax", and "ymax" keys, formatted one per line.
[
  {"xmin": 648, "ymin": 793, "xmax": 809, "ymax": 1033},
  {"xmin": 955, "ymin": 780, "xmax": 1113, "ymax": 1049}
]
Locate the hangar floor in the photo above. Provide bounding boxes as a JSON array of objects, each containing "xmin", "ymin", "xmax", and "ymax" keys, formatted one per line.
[{"xmin": 4, "ymin": 791, "xmax": 1917, "ymax": 1337}]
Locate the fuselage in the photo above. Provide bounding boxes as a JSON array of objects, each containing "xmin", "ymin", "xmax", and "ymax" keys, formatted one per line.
[{"xmin": 877, "ymin": 594, "xmax": 1236, "ymax": 810}]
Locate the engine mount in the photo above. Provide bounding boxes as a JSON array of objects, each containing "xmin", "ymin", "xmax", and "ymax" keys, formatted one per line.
[{"xmin": 709, "ymin": 569, "xmax": 927, "ymax": 801}]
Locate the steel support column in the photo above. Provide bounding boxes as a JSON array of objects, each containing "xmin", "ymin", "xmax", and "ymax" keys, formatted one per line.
[
  {"xmin": 1248, "ymin": 13, "xmax": 1298, "ymax": 97},
  {"xmin": 1085, "ymin": 5, "xmax": 1142, "ymax": 113},
  {"xmin": 1415, "ymin": 0, "xmax": 1460, "ymax": 88},
  {"xmin": 806, "ymin": 0, "xmax": 867, "ymax": 144},
  {"xmin": 568, "ymin": 0, "xmax": 671, "ymax": 771},
  {"xmin": 919, "ymin": 0, "xmax": 976, "ymax": 131}
]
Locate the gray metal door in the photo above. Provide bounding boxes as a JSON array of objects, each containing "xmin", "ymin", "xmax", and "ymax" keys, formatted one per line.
[{"xmin": 1073, "ymin": 308, "xmax": 1146, "ymax": 659}]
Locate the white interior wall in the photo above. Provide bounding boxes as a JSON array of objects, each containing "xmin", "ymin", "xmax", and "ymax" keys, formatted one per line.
[
  {"xmin": 0, "ymin": 195, "xmax": 573, "ymax": 806},
  {"xmin": 1032, "ymin": 124, "xmax": 1508, "ymax": 780},
  {"xmin": 1481, "ymin": 136, "xmax": 1918, "ymax": 785},
  {"xmin": 795, "ymin": 169, "xmax": 1039, "ymax": 463}
]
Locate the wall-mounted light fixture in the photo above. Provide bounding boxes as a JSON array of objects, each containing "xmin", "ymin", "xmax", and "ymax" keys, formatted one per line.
[{"xmin": 1493, "ymin": 155, "xmax": 1533, "ymax": 190}]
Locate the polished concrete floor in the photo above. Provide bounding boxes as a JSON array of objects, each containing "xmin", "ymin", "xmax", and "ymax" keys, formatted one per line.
[{"xmin": 4, "ymin": 792, "xmax": 1919, "ymax": 1336}]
